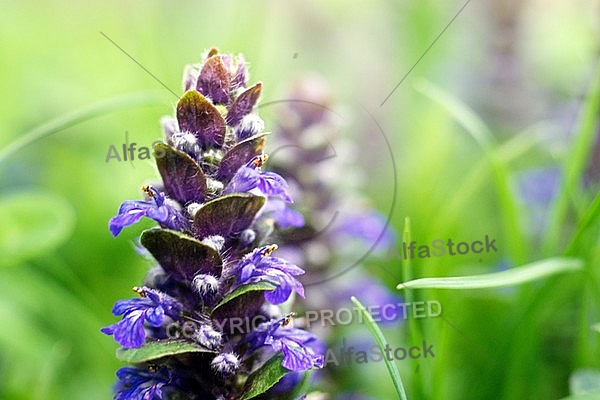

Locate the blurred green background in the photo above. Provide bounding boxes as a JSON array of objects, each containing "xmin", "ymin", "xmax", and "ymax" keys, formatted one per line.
[{"xmin": 0, "ymin": 1, "xmax": 599, "ymax": 399}]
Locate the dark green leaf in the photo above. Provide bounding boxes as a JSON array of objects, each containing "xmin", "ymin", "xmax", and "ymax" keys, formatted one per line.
[
  {"xmin": 155, "ymin": 143, "xmax": 207, "ymax": 204},
  {"xmin": 240, "ymin": 355, "xmax": 288, "ymax": 400},
  {"xmin": 213, "ymin": 281, "xmax": 275, "ymax": 313},
  {"xmin": 211, "ymin": 282, "xmax": 275, "ymax": 334},
  {"xmin": 140, "ymin": 229, "xmax": 222, "ymax": 279},
  {"xmin": 176, "ymin": 90, "xmax": 226, "ymax": 148},
  {"xmin": 193, "ymin": 194, "xmax": 265, "ymax": 239},
  {"xmin": 216, "ymin": 132, "xmax": 268, "ymax": 181},
  {"xmin": 116, "ymin": 340, "xmax": 213, "ymax": 363}
]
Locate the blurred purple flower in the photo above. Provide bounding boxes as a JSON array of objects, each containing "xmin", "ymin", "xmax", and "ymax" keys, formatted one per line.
[
  {"xmin": 264, "ymin": 199, "xmax": 305, "ymax": 229},
  {"xmin": 516, "ymin": 167, "xmax": 560, "ymax": 205},
  {"xmin": 336, "ymin": 210, "xmax": 395, "ymax": 250},
  {"xmin": 334, "ymin": 277, "xmax": 403, "ymax": 325}
]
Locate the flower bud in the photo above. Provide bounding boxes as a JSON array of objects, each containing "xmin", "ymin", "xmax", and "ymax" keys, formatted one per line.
[
  {"xmin": 192, "ymin": 324, "xmax": 222, "ymax": 350},
  {"xmin": 211, "ymin": 352, "xmax": 240, "ymax": 377},
  {"xmin": 201, "ymin": 235, "xmax": 225, "ymax": 252},
  {"xmin": 171, "ymin": 131, "xmax": 201, "ymax": 159},
  {"xmin": 235, "ymin": 114, "xmax": 264, "ymax": 141},
  {"xmin": 239, "ymin": 229, "xmax": 256, "ymax": 246},
  {"xmin": 192, "ymin": 274, "xmax": 220, "ymax": 302}
]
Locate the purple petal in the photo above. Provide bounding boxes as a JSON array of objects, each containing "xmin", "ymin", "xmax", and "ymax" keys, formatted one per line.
[
  {"xmin": 118, "ymin": 200, "xmax": 153, "ymax": 214},
  {"xmin": 112, "ymin": 297, "xmax": 152, "ymax": 316},
  {"xmin": 145, "ymin": 306, "xmax": 164, "ymax": 327},
  {"xmin": 274, "ymin": 206, "xmax": 305, "ymax": 229},
  {"xmin": 258, "ymin": 172, "xmax": 293, "ymax": 203},
  {"xmin": 264, "ymin": 283, "xmax": 292, "ymax": 305},
  {"xmin": 263, "ymin": 258, "xmax": 305, "ymax": 276},
  {"xmin": 109, "ymin": 209, "xmax": 147, "ymax": 237},
  {"xmin": 107, "ymin": 310, "xmax": 147, "ymax": 348},
  {"xmin": 240, "ymin": 263, "xmax": 255, "ymax": 282},
  {"xmin": 280, "ymin": 340, "xmax": 320, "ymax": 371},
  {"xmin": 146, "ymin": 206, "xmax": 169, "ymax": 224},
  {"xmin": 224, "ymin": 167, "xmax": 261, "ymax": 195}
]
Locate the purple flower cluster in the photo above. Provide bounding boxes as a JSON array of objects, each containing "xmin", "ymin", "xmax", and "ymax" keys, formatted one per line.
[
  {"xmin": 102, "ymin": 49, "xmax": 323, "ymax": 400},
  {"xmin": 265, "ymin": 77, "xmax": 401, "ymax": 396}
]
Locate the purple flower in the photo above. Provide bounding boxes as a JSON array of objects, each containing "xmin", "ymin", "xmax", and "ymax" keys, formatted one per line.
[
  {"xmin": 224, "ymin": 155, "xmax": 293, "ymax": 203},
  {"xmin": 246, "ymin": 315, "xmax": 324, "ymax": 371},
  {"xmin": 516, "ymin": 167, "xmax": 560, "ymax": 205},
  {"xmin": 113, "ymin": 366, "xmax": 171, "ymax": 400},
  {"xmin": 109, "ymin": 185, "xmax": 188, "ymax": 237},
  {"xmin": 101, "ymin": 287, "xmax": 182, "ymax": 348},
  {"xmin": 333, "ymin": 277, "xmax": 403, "ymax": 326},
  {"xmin": 264, "ymin": 199, "xmax": 305, "ymax": 229},
  {"xmin": 336, "ymin": 210, "xmax": 395, "ymax": 250},
  {"xmin": 236, "ymin": 245, "xmax": 305, "ymax": 304}
]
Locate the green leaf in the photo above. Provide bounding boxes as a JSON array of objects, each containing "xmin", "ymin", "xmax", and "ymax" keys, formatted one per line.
[
  {"xmin": 289, "ymin": 370, "xmax": 312, "ymax": 399},
  {"xmin": 155, "ymin": 143, "xmax": 207, "ymax": 204},
  {"xmin": 396, "ymin": 257, "xmax": 583, "ymax": 290},
  {"xmin": 140, "ymin": 229, "xmax": 222, "ymax": 279},
  {"xmin": 415, "ymin": 78, "xmax": 494, "ymax": 149},
  {"xmin": 213, "ymin": 281, "xmax": 275, "ymax": 313},
  {"xmin": 216, "ymin": 132, "xmax": 268, "ymax": 181},
  {"xmin": 545, "ymin": 64, "xmax": 600, "ymax": 252},
  {"xmin": 240, "ymin": 355, "xmax": 288, "ymax": 400},
  {"xmin": 416, "ymin": 78, "xmax": 525, "ymax": 262},
  {"xmin": 116, "ymin": 340, "xmax": 213, "ymax": 364},
  {"xmin": 176, "ymin": 90, "xmax": 226, "ymax": 148},
  {"xmin": 192, "ymin": 194, "xmax": 265, "ymax": 239},
  {"xmin": 565, "ymin": 190, "xmax": 600, "ymax": 255},
  {"xmin": 350, "ymin": 296, "xmax": 408, "ymax": 400},
  {"xmin": 0, "ymin": 192, "xmax": 75, "ymax": 266}
]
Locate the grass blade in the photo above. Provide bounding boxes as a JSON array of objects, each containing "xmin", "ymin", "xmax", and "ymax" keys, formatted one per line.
[
  {"xmin": 415, "ymin": 78, "xmax": 526, "ymax": 263},
  {"xmin": 0, "ymin": 91, "xmax": 167, "ymax": 164},
  {"xmin": 350, "ymin": 296, "xmax": 408, "ymax": 400},
  {"xmin": 396, "ymin": 257, "xmax": 582, "ymax": 290},
  {"xmin": 545, "ymin": 63, "xmax": 600, "ymax": 252}
]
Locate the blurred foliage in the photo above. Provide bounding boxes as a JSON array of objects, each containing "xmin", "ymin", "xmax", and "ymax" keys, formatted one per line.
[{"xmin": 0, "ymin": 0, "xmax": 599, "ymax": 399}]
